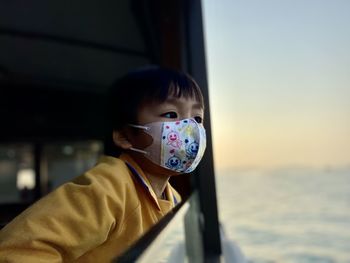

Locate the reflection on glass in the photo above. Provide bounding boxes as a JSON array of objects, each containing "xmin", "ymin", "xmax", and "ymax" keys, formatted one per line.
[
  {"xmin": 16, "ymin": 168, "xmax": 36, "ymax": 190},
  {"xmin": 16, "ymin": 168, "xmax": 36, "ymax": 203}
]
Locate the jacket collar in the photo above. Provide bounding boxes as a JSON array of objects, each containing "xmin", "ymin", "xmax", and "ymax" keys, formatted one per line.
[{"xmin": 119, "ymin": 153, "xmax": 177, "ymax": 210}]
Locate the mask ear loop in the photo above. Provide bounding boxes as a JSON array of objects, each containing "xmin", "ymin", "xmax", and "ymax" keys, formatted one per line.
[
  {"xmin": 127, "ymin": 124, "xmax": 150, "ymax": 155},
  {"xmin": 129, "ymin": 147, "xmax": 148, "ymax": 155},
  {"xmin": 128, "ymin": 124, "xmax": 150, "ymax": 131}
]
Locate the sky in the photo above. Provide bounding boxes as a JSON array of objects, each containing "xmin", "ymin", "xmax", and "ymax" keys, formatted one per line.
[{"xmin": 202, "ymin": 0, "xmax": 350, "ymax": 170}]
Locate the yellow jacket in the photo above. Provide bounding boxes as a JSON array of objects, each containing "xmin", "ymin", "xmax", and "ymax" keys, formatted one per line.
[{"xmin": 0, "ymin": 154, "xmax": 181, "ymax": 262}]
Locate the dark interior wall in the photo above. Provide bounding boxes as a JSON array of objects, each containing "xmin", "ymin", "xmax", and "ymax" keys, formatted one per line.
[
  {"xmin": 0, "ymin": 82, "xmax": 106, "ymax": 141},
  {"xmin": 0, "ymin": 0, "xmax": 151, "ymax": 87}
]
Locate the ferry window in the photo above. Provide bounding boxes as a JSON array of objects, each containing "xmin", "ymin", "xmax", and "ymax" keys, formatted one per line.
[
  {"xmin": 0, "ymin": 144, "xmax": 34, "ymax": 203},
  {"xmin": 0, "ymin": 141, "xmax": 103, "ymax": 204},
  {"xmin": 203, "ymin": 0, "xmax": 350, "ymax": 262},
  {"xmin": 43, "ymin": 141, "xmax": 103, "ymax": 190}
]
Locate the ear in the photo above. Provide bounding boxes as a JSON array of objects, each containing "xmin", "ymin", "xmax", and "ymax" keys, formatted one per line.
[{"xmin": 113, "ymin": 130, "xmax": 133, "ymax": 150}]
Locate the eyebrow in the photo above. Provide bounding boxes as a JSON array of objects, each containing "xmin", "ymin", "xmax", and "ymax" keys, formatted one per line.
[
  {"xmin": 164, "ymin": 98, "xmax": 204, "ymax": 110},
  {"xmin": 192, "ymin": 103, "xmax": 204, "ymax": 110}
]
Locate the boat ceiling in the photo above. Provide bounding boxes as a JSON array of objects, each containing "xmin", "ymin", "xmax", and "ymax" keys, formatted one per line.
[{"xmin": 0, "ymin": 0, "xmax": 156, "ymax": 92}]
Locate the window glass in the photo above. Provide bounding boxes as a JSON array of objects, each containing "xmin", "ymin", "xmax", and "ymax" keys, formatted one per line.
[
  {"xmin": 43, "ymin": 141, "xmax": 103, "ymax": 190},
  {"xmin": 0, "ymin": 141, "xmax": 103, "ymax": 203},
  {"xmin": 203, "ymin": 0, "xmax": 350, "ymax": 262},
  {"xmin": 0, "ymin": 144, "xmax": 34, "ymax": 203}
]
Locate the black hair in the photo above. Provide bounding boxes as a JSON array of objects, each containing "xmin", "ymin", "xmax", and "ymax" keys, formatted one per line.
[{"xmin": 104, "ymin": 65, "xmax": 204, "ymax": 156}]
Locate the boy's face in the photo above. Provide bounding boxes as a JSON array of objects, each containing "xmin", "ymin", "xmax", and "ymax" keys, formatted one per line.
[{"xmin": 127, "ymin": 95, "xmax": 204, "ymax": 176}]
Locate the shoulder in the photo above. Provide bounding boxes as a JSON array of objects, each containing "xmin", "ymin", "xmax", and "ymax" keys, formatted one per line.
[
  {"xmin": 65, "ymin": 155, "xmax": 140, "ymax": 212},
  {"xmin": 73, "ymin": 155, "xmax": 133, "ymax": 189}
]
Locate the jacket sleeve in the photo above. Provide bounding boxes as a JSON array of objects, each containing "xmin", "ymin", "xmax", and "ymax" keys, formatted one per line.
[{"xmin": 0, "ymin": 170, "xmax": 123, "ymax": 262}]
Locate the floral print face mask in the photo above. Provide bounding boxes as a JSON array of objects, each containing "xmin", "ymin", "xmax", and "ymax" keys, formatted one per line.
[{"xmin": 129, "ymin": 118, "xmax": 206, "ymax": 173}]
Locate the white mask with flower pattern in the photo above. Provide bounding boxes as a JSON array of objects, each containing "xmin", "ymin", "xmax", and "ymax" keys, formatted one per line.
[{"xmin": 129, "ymin": 118, "xmax": 206, "ymax": 173}]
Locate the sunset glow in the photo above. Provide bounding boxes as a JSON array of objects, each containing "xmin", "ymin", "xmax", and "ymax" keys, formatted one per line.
[{"xmin": 203, "ymin": 0, "xmax": 350, "ymax": 170}]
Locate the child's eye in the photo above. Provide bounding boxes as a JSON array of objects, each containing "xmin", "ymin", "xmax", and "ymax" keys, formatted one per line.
[
  {"xmin": 161, "ymin": 112, "xmax": 178, "ymax": 119},
  {"xmin": 194, "ymin": 116, "xmax": 203, "ymax": 123}
]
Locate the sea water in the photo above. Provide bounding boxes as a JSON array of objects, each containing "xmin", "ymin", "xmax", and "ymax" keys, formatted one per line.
[{"xmin": 216, "ymin": 167, "xmax": 350, "ymax": 263}]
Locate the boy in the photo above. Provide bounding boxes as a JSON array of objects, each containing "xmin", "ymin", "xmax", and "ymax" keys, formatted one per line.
[{"xmin": 0, "ymin": 66, "xmax": 206, "ymax": 262}]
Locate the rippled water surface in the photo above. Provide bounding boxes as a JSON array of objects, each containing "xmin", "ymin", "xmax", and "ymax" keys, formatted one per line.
[{"xmin": 216, "ymin": 167, "xmax": 350, "ymax": 263}]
